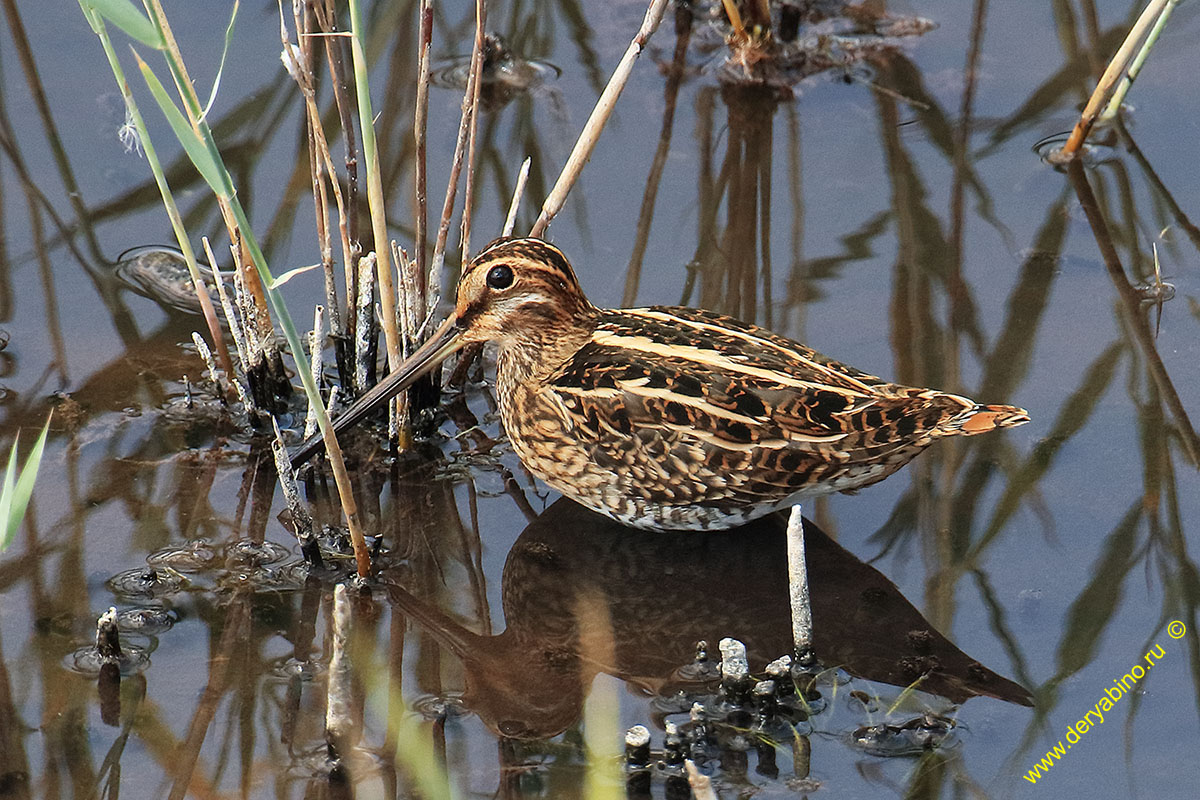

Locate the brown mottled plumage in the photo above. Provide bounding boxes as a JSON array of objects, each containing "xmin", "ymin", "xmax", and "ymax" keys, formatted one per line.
[{"xmin": 292, "ymin": 237, "xmax": 1029, "ymax": 530}]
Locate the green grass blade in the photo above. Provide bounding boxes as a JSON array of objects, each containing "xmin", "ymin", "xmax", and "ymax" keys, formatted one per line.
[
  {"xmin": 79, "ymin": 0, "xmax": 162, "ymax": 48},
  {"xmin": 267, "ymin": 262, "xmax": 321, "ymax": 290},
  {"xmin": 84, "ymin": 0, "xmax": 367, "ymax": 570},
  {"xmin": 1, "ymin": 416, "xmax": 51, "ymax": 552},
  {"xmin": 200, "ymin": 0, "xmax": 240, "ymax": 120},
  {"xmin": 0, "ymin": 439, "xmax": 18, "ymax": 542},
  {"xmin": 133, "ymin": 52, "xmax": 229, "ymax": 196}
]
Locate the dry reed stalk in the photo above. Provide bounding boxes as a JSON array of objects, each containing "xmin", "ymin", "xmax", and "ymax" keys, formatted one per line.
[
  {"xmin": 429, "ymin": 0, "xmax": 488, "ymax": 318},
  {"xmin": 145, "ymin": 0, "xmax": 271, "ymax": 384},
  {"xmin": 314, "ymin": 0, "xmax": 362, "ymax": 348},
  {"xmin": 391, "ymin": 241, "xmax": 417, "ymax": 448},
  {"xmin": 189, "ymin": 280, "xmax": 235, "ymax": 399},
  {"xmin": 394, "ymin": 243, "xmax": 421, "ymax": 359},
  {"xmin": 271, "ymin": 417, "xmax": 315, "ymax": 552},
  {"xmin": 287, "ymin": 2, "xmax": 342, "ymax": 339},
  {"xmin": 1058, "ymin": 0, "xmax": 1170, "ymax": 159},
  {"xmin": 308, "ymin": 120, "xmax": 353, "ymax": 331},
  {"xmin": 232, "ymin": 265, "xmax": 260, "ymax": 364},
  {"xmin": 228, "ymin": 223, "xmax": 282, "ymax": 378},
  {"xmin": 720, "ymin": 0, "xmax": 746, "ymax": 37},
  {"xmin": 203, "ymin": 179, "xmax": 280, "ymax": 383},
  {"xmin": 530, "ymin": 0, "xmax": 671, "ymax": 238},
  {"xmin": 459, "ymin": 0, "xmax": 487, "ymax": 260},
  {"xmin": 347, "ymin": 0, "xmax": 403, "ymax": 379},
  {"xmin": 281, "ymin": 23, "xmax": 355, "ymax": 391},
  {"xmin": 204, "ymin": 237, "xmax": 251, "ymax": 379},
  {"xmin": 190, "ymin": 333, "xmax": 227, "ymax": 406},
  {"xmin": 146, "ymin": 1, "xmax": 368, "ymax": 572},
  {"xmin": 1101, "ymin": 0, "xmax": 1180, "ymax": 122},
  {"xmin": 503, "ymin": 157, "xmax": 532, "ymax": 237},
  {"xmin": 201, "ymin": 251, "xmax": 252, "ymax": 411},
  {"xmin": 745, "ymin": 0, "xmax": 771, "ymax": 28},
  {"xmin": 414, "ymin": 0, "xmax": 432, "ymax": 311},
  {"xmin": 305, "ymin": 305, "xmax": 325, "ymax": 439},
  {"xmin": 355, "ymin": 253, "xmax": 376, "ymax": 392}
]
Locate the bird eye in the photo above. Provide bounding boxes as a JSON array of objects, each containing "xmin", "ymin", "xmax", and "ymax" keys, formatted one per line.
[{"xmin": 486, "ymin": 264, "xmax": 514, "ymax": 290}]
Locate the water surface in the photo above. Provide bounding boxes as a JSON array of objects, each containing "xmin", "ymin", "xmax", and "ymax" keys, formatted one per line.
[{"xmin": 1, "ymin": 0, "xmax": 1199, "ymax": 797}]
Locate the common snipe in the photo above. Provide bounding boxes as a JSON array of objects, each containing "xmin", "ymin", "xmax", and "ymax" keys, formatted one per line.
[{"xmin": 292, "ymin": 238, "xmax": 1029, "ymax": 530}]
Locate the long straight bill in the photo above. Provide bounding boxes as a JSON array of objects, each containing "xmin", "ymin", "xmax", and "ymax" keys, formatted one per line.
[{"xmin": 290, "ymin": 315, "xmax": 464, "ymax": 466}]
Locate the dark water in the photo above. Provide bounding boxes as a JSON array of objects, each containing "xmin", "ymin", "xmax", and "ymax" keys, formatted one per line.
[{"xmin": 2, "ymin": 0, "xmax": 1199, "ymax": 797}]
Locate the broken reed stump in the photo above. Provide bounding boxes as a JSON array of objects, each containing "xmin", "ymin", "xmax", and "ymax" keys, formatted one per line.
[
  {"xmin": 96, "ymin": 607, "xmax": 122, "ymax": 726},
  {"xmin": 785, "ymin": 505, "xmax": 815, "ymax": 665}
]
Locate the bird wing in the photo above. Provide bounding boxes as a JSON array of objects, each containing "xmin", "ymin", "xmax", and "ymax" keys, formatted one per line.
[
  {"xmin": 540, "ymin": 307, "xmax": 971, "ymax": 490},
  {"xmin": 545, "ymin": 306, "xmax": 914, "ymax": 443}
]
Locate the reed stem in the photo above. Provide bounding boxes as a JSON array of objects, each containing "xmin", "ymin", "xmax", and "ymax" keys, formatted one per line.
[
  {"xmin": 530, "ymin": 0, "xmax": 670, "ymax": 237},
  {"xmin": 1100, "ymin": 0, "xmax": 1179, "ymax": 123},
  {"xmin": 348, "ymin": 0, "xmax": 403, "ymax": 378},
  {"xmin": 1058, "ymin": 0, "xmax": 1170, "ymax": 159}
]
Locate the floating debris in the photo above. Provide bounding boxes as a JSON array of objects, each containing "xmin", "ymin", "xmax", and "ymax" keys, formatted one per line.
[
  {"xmin": 690, "ymin": 0, "xmax": 936, "ymax": 89},
  {"xmin": 271, "ymin": 559, "xmax": 319, "ymax": 587},
  {"xmin": 851, "ymin": 713, "xmax": 958, "ymax": 757},
  {"xmin": 1135, "ymin": 277, "xmax": 1176, "ymax": 304},
  {"xmin": 268, "ymin": 655, "xmax": 328, "ymax": 682},
  {"xmin": 147, "ymin": 539, "xmax": 218, "ymax": 572},
  {"xmin": 106, "ymin": 565, "xmax": 190, "ymax": 598},
  {"xmin": 848, "ymin": 688, "xmax": 880, "ymax": 713},
  {"xmin": 431, "ymin": 32, "xmax": 560, "ymax": 109},
  {"xmin": 676, "ymin": 639, "xmax": 721, "ymax": 681},
  {"xmin": 115, "ymin": 605, "xmax": 179, "ymax": 635},
  {"xmin": 411, "ymin": 694, "xmax": 468, "ymax": 721},
  {"xmin": 613, "ymin": 630, "xmax": 975, "ymax": 794},
  {"xmin": 223, "ymin": 539, "xmax": 292, "ymax": 569}
]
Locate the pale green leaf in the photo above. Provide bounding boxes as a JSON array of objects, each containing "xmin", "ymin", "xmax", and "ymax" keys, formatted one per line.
[
  {"xmin": 134, "ymin": 52, "xmax": 230, "ymax": 199},
  {"xmin": 0, "ymin": 416, "xmax": 51, "ymax": 552},
  {"xmin": 267, "ymin": 262, "xmax": 322, "ymax": 290},
  {"xmin": 201, "ymin": 0, "xmax": 240, "ymax": 120},
  {"xmin": 0, "ymin": 439, "xmax": 18, "ymax": 542},
  {"xmin": 79, "ymin": 0, "xmax": 162, "ymax": 49}
]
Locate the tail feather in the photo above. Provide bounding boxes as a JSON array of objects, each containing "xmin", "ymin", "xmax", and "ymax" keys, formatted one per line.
[{"xmin": 944, "ymin": 403, "xmax": 1030, "ymax": 436}]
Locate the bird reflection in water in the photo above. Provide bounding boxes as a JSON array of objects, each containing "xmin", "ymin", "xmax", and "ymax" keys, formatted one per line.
[{"xmin": 383, "ymin": 498, "xmax": 1031, "ymax": 741}]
